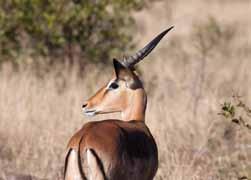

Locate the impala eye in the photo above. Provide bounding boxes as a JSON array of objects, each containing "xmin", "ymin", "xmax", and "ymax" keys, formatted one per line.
[{"xmin": 108, "ymin": 82, "xmax": 119, "ymax": 90}]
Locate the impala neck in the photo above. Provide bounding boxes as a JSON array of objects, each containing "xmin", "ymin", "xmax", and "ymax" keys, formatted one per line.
[{"xmin": 121, "ymin": 89, "xmax": 147, "ymax": 122}]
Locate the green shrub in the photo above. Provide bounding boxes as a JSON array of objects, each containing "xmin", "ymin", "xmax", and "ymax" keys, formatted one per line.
[
  {"xmin": 219, "ymin": 95, "xmax": 251, "ymax": 131},
  {"xmin": 0, "ymin": 0, "xmax": 147, "ymax": 65}
]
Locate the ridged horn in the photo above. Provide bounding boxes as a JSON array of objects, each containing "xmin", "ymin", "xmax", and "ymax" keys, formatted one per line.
[{"xmin": 122, "ymin": 26, "xmax": 174, "ymax": 68}]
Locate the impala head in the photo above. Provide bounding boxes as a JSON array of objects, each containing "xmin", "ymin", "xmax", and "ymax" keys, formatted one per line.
[{"xmin": 82, "ymin": 26, "xmax": 174, "ymax": 121}]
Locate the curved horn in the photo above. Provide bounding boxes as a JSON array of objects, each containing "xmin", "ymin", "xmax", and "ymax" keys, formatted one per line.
[{"xmin": 122, "ymin": 26, "xmax": 174, "ymax": 68}]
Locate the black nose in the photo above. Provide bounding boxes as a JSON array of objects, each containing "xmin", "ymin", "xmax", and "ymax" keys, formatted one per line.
[{"xmin": 82, "ymin": 103, "xmax": 87, "ymax": 108}]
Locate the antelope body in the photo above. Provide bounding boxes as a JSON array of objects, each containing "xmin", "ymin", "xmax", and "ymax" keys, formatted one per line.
[{"xmin": 64, "ymin": 27, "xmax": 173, "ymax": 180}]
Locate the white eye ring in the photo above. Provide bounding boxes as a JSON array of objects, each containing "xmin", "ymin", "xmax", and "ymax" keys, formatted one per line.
[
  {"xmin": 107, "ymin": 81, "xmax": 119, "ymax": 90},
  {"xmin": 109, "ymin": 82, "xmax": 119, "ymax": 89}
]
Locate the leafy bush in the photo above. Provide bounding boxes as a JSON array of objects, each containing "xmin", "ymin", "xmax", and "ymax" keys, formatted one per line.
[
  {"xmin": 0, "ymin": 0, "xmax": 147, "ymax": 65},
  {"xmin": 219, "ymin": 95, "xmax": 251, "ymax": 131}
]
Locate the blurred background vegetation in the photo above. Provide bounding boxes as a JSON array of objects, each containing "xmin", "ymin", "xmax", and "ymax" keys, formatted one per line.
[{"xmin": 0, "ymin": 0, "xmax": 154, "ymax": 67}]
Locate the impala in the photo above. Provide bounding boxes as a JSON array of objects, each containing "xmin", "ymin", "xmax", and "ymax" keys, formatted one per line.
[{"xmin": 64, "ymin": 26, "xmax": 174, "ymax": 180}]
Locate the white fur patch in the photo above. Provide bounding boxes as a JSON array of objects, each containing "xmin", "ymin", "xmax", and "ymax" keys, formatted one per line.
[
  {"xmin": 65, "ymin": 149, "xmax": 82, "ymax": 180},
  {"xmin": 86, "ymin": 149, "xmax": 105, "ymax": 180}
]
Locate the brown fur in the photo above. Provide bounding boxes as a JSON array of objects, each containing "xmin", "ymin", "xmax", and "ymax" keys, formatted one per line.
[
  {"xmin": 64, "ymin": 60, "xmax": 158, "ymax": 180},
  {"xmin": 66, "ymin": 120, "xmax": 158, "ymax": 180}
]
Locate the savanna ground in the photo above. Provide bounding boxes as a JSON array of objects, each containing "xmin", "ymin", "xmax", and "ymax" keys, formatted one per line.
[{"xmin": 1, "ymin": 0, "xmax": 251, "ymax": 179}]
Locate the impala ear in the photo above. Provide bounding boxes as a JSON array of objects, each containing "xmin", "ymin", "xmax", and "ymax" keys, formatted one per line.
[
  {"xmin": 113, "ymin": 58, "xmax": 132, "ymax": 79},
  {"xmin": 113, "ymin": 59, "xmax": 137, "ymax": 89}
]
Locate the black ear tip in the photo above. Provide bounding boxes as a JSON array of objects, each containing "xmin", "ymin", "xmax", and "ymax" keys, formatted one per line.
[
  {"xmin": 113, "ymin": 58, "xmax": 119, "ymax": 65},
  {"xmin": 113, "ymin": 58, "xmax": 124, "ymax": 68}
]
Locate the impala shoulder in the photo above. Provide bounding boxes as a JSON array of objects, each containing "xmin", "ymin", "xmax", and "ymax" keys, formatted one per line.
[
  {"xmin": 127, "ymin": 121, "xmax": 153, "ymax": 135},
  {"xmin": 66, "ymin": 121, "xmax": 98, "ymax": 149}
]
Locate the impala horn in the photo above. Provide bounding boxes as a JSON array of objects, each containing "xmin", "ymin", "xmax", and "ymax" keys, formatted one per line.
[{"xmin": 122, "ymin": 26, "xmax": 174, "ymax": 69}]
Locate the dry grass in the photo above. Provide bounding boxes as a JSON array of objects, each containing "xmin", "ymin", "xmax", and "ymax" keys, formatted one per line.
[{"xmin": 1, "ymin": 0, "xmax": 251, "ymax": 179}]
